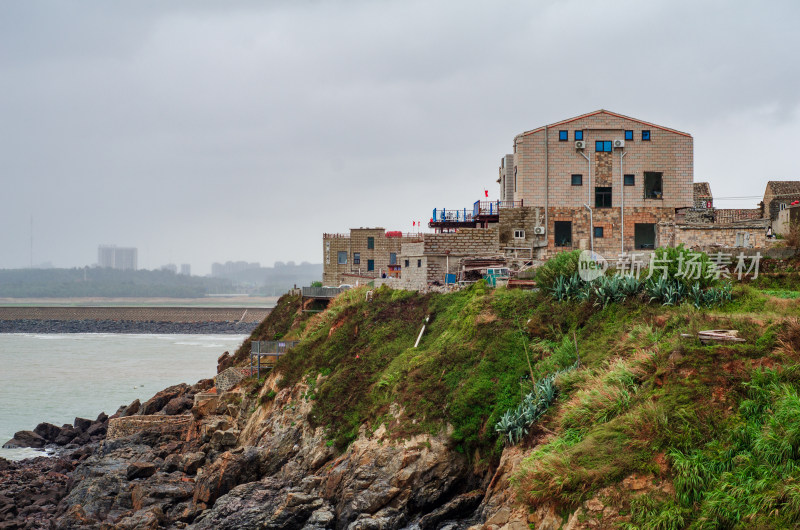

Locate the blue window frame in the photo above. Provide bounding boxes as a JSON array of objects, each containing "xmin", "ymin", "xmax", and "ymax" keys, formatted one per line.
[
  {"xmin": 625, "ymin": 130, "xmax": 633, "ymax": 141},
  {"xmin": 594, "ymin": 227, "xmax": 604, "ymax": 238},
  {"xmin": 595, "ymin": 140, "xmax": 612, "ymax": 152},
  {"xmin": 642, "ymin": 130, "xmax": 651, "ymax": 141},
  {"xmin": 353, "ymin": 252, "xmax": 360, "ymax": 265},
  {"xmin": 571, "ymin": 174, "xmax": 583, "ymax": 186},
  {"xmin": 624, "ymin": 174, "xmax": 635, "ymax": 186},
  {"xmin": 559, "ymin": 130, "xmax": 568, "ymax": 141},
  {"xmin": 367, "ymin": 236, "xmax": 374, "ymax": 249},
  {"xmin": 367, "ymin": 259, "xmax": 375, "ymax": 271},
  {"xmin": 575, "ymin": 130, "xmax": 584, "ymax": 141}
]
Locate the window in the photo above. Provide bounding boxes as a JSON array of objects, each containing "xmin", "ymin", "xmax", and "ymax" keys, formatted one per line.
[
  {"xmin": 554, "ymin": 221, "xmax": 572, "ymax": 247},
  {"xmin": 559, "ymin": 130, "xmax": 568, "ymax": 141},
  {"xmin": 417, "ymin": 259, "xmax": 422, "ymax": 268},
  {"xmin": 594, "ymin": 227, "xmax": 604, "ymax": 238},
  {"xmin": 337, "ymin": 251, "xmax": 347, "ymax": 265},
  {"xmin": 575, "ymin": 130, "xmax": 584, "ymax": 141},
  {"xmin": 625, "ymin": 130, "xmax": 633, "ymax": 141},
  {"xmin": 634, "ymin": 223, "xmax": 656, "ymax": 249},
  {"xmin": 367, "ymin": 237, "xmax": 374, "ymax": 249},
  {"xmin": 514, "ymin": 167, "xmax": 517, "ymax": 192},
  {"xmin": 642, "ymin": 130, "xmax": 651, "ymax": 141},
  {"xmin": 780, "ymin": 203, "xmax": 787, "ymax": 211},
  {"xmin": 389, "ymin": 253, "xmax": 397, "ymax": 265},
  {"xmin": 644, "ymin": 172, "xmax": 663, "ymax": 199},
  {"xmin": 595, "ymin": 187, "xmax": 612, "ymax": 208},
  {"xmin": 595, "ymin": 140, "xmax": 612, "ymax": 152},
  {"xmin": 514, "ymin": 229, "xmax": 525, "ymax": 239},
  {"xmin": 404, "ymin": 259, "xmax": 410, "ymax": 268},
  {"xmin": 624, "ymin": 174, "xmax": 635, "ymax": 186},
  {"xmin": 367, "ymin": 260, "xmax": 375, "ymax": 271},
  {"xmin": 353, "ymin": 252, "xmax": 360, "ymax": 265},
  {"xmin": 571, "ymin": 174, "xmax": 583, "ymax": 186}
]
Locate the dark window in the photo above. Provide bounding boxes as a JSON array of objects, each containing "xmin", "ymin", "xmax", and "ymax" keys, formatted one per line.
[
  {"xmin": 642, "ymin": 130, "xmax": 651, "ymax": 141},
  {"xmin": 417, "ymin": 259, "xmax": 422, "ymax": 268},
  {"xmin": 644, "ymin": 172, "xmax": 663, "ymax": 199},
  {"xmin": 559, "ymin": 130, "xmax": 568, "ymax": 141},
  {"xmin": 337, "ymin": 251, "xmax": 347, "ymax": 265},
  {"xmin": 404, "ymin": 259, "xmax": 410, "ymax": 268},
  {"xmin": 571, "ymin": 174, "xmax": 583, "ymax": 186},
  {"xmin": 554, "ymin": 221, "xmax": 572, "ymax": 247},
  {"xmin": 635, "ymin": 223, "xmax": 656, "ymax": 249},
  {"xmin": 594, "ymin": 227, "xmax": 604, "ymax": 238},
  {"xmin": 367, "ymin": 260, "xmax": 375, "ymax": 271},
  {"xmin": 624, "ymin": 174, "xmax": 635, "ymax": 186},
  {"xmin": 575, "ymin": 130, "xmax": 584, "ymax": 141},
  {"xmin": 514, "ymin": 167, "xmax": 517, "ymax": 192},
  {"xmin": 625, "ymin": 130, "xmax": 633, "ymax": 141},
  {"xmin": 367, "ymin": 237, "xmax": 374, "ymax": 249},
  {"xmin": 389, "ymin": 253, "xmax": 397, "ymax": 265},
  {"xmin": 595, "ymin": 187, "xmax": 612, "ymax": 208},
  {"xmin": 595, "ymin": 140, "xmax": 612, "ymax": 152},
  {"xmin": 353, "ymin": 252, "xmax": 360, "ymax": 265}
]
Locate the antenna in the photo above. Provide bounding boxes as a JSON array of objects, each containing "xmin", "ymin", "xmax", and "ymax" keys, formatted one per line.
[{"xmin": 30, "ymin": 215, "xmax": 33, "ymax": 269}]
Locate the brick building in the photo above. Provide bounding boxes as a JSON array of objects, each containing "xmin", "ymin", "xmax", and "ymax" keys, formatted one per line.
[
  {"xmin": 503, "ymin": 109, "xmax": 694, "ymax": 258},
  {"xmin": 322, "ymin": 228, "xmax": 421, "ymax": 286}
]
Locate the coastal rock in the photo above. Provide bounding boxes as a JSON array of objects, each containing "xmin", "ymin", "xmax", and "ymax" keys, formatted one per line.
[
  {"xmin": 34, "ymin": 422, "xmax": 63, "ymax": 442},
  {"xmin": 3, "ymin": 430, "xmax": 46, "ymax": 449},
  {"xmin": 124, "ymin": 399, "xmax": 141, "ymax": 416},
  {"xmin": 141, "ymin": 384, "xmax": 191, "ymax": 415},
  {"xmin": 54, "ymin": 425, "xmax": 77, "ymax": 445},
  {"xmin": 74, "ymin": 417, "xmax": 93, "ymax": 433},
  {"xmin": 127, "ymin": 462, "xmax": 157, "ymax": 480}
]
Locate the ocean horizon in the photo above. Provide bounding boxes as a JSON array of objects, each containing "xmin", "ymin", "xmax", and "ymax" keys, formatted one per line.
[{"xmin": 0, "ymin": 332, "xmax": 246, "ymax": 461}]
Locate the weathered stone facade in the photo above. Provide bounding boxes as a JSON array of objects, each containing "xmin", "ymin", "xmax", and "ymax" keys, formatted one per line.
[
  {"xmin": 323, "ymin": 229, "xmax": 420, "ymax": 286},
  {"xmin": 763, "ymin": 181, "xmax": 800, "ymax": 221},
  {"xmin": 664, "ymin": 220, "xmax": 770, "ymax": 249},
  {"xmin": 510, "ymin": 109, "xmax": 694, "ymax": 257}
]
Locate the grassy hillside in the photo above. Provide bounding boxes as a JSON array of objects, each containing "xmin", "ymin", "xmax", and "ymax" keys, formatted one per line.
[{"xmin": 236, "ymin": 255, "xmax": 800, "ymax": 526}]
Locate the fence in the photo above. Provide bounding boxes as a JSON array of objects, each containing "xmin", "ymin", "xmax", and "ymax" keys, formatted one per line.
[{"xmin": 250, "ymin": 340, "xmax": 300, "ymax": 378}]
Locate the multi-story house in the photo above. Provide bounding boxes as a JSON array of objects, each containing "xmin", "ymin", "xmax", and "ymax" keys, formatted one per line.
[{"xmin": 322, "ymin": 228, "xmax": 420, "ymax": 286}]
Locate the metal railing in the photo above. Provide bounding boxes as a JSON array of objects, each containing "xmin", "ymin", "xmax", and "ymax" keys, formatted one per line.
[
  {"xmin": 431, "ymin": 208, "xmax": 474, "ymax": 223},
  {"xmin": 250, "ymin": 340, "xmax": 300, "ymax": 378},
  {"xmin": 473, "ymin": 200, "xmax": 524, "ymax": 217},
  {"xmin": 302, "ymin": 286, "xmax": 348, "ymax": 298}
]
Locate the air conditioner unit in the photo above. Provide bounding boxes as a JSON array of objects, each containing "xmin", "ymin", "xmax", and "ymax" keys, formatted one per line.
[
  {"xmin": 533, "ymin": 226, "xmax": 546, "ymax": 235},
  {"xmin": 575, "ymin": 140, "xmax": 586, "ymax": 149},
  {"xmin": 613, "ymin": 139, "xmax": 625, "ymax": 148}
]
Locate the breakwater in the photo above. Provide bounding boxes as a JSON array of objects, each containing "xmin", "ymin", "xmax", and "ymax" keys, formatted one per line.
[{"xmin": 0, "ymin": 306, "xmax": 271, "ymax": 334}]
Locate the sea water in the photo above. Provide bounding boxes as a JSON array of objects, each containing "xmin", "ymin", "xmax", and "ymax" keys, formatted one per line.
[{"xmin": 0, "ymin": 333, "xmax": 246, "ymax": 461}]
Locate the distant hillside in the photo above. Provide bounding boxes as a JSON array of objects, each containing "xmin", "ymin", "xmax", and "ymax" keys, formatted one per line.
[
  {"xmin": 0, "ymin": 268, "xmax": 234, "ymax": 298},
  {"xmin": 211, "ymin": 262, "xmax": 323, "ymax": 295}
]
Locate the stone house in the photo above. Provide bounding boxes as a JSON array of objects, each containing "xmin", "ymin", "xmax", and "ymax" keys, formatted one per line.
[
  {"xmin": 505, "ymin": 109, "xmax": 694, "ymax": 258},
  {"xmin": 775, "ymin": 204, "xmax": 800, "ymax": 237},
  {"xmin": 763, "ymin": 181, "xmax": 800, "ymax": 221},
  {"xmin": 322, "ymin": 229, "xmax": 421, "ymax": 286}
]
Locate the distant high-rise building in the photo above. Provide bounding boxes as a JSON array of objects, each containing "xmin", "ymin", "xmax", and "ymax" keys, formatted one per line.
[
  {"xmin": 180, "ymin": 264, "xmax": 191, "ymax": 276},
  {"xmin": 97, "ymin": 245, "xmax": 138, "ymax": 271}
]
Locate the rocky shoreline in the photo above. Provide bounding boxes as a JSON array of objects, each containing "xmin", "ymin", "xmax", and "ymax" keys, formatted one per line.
[
  {"xmin": 0, "ymin": 319, "xmax": 259, "ymax": 335},
  {"xmin": 0, "ymin": 361, "xmax": 513, "ymax": 530}
]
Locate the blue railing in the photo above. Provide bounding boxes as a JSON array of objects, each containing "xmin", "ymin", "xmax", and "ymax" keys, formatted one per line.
[{"xmin": 431, "ymin": 208, "xmax": 474, "ymax": 223}]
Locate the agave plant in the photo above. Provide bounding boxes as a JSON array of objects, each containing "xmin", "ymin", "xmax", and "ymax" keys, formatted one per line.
[
  {"xmin": 619, "ymin": 275, "xmax": 643, "ymax": 297},
  {"xmin": 689, "ymin": 282, "xmax": 705, "ymax": 308}
]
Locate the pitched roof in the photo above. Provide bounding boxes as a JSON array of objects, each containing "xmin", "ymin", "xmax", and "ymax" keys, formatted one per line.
[
  {"xmin": 520, "ymin": 109, "xmax": 691, "ymax": 138},
  {"xmin": 765, "ymin": 181, "xmax": 800, "ymax": 199},
  {"xmin": 694, "ymin": 182, "xmax": 712, "ymax": 199}
]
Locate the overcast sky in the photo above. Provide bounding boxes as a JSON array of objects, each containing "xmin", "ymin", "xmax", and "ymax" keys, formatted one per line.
[{"xmin": 1, "ymin": 0, "xmax": 798, "ymax": 274}]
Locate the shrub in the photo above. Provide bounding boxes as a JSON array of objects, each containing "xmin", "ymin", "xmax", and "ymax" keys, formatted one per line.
[
  {"xmin": 645, "ymin": 245, "xmax": 716, "ymax": 290},
  {"xmin": 536, "ymin": 250, "xmax": 581, "ymax": 289}
]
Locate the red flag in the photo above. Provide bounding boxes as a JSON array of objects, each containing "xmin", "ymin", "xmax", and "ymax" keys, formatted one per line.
[
  {"xmin": 412, "ymin": 221, "xmax": 416, "ymax": 226},
  {"xmin": 484, "ymin": 189, "xmax": 489, "ymax": 198}
]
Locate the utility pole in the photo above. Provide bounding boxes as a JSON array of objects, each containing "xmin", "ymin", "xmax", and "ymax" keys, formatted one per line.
[{"xmin": 30, "ymin": 215, "xmax": 33, "ymax": 269}]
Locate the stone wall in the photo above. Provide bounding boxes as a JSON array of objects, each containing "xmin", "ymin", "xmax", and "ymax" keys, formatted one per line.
[
  {"xmin": 215, "ymin": 367, "xmax": 249, "ymax": 392},
  {"xmin": 422, "ymin": 227, "xmax": 499, "ymax": 255},
  {"xmin": 106, "ymin": 415, "xmax": 193, "ymax": 440},
  {"xmin": 672, "ymin": 222, "xmax": 770, "ymax": 249}
]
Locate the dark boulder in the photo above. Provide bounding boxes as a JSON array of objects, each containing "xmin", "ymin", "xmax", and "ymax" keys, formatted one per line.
[
  {"xmin": 123, "ymin": 399, "xmax": 141, "ymax": 416},
  {"xmin": 127, "ymin": 462, "xmax": 157, "ymax": 480},
  {"xmin": 54, "ymin": 425, "xmax": 77, "ymax": 445},
  {"xmin": 33, "ymin": 422, "xmax": 62, "ymax": 442},
  {"xmin": 3, "ymin": 430, "xmax": 46, "ymax": 449},
  {"xmin": 73, "ymin": 417, "xmax": 92, "ymax": 433},
  {"xmin": 140, "ymin": 384, "xmax": 190, "ymax": 416},
  {"xmin": 163, "ymin": 396, "xmax": 193, "ymax": 416}
]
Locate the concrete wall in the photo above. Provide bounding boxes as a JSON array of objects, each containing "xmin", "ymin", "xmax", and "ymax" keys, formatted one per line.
[
  {"xmin": 499, "ymin": 154, "xmax": 515, "ymax": 202},
  {"xmin": 671, "ymin": 223, "xmax": 770, "ymax": 249},
  {"xmin": 775, "ymin": 205, "xmax": 800, "ymax": 236}
]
